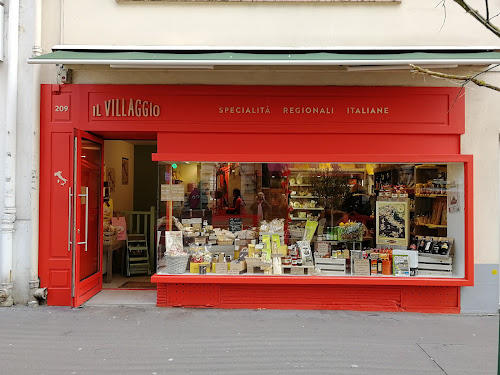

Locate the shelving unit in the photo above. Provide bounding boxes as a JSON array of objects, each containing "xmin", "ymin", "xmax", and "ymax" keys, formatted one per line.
[
  {"xmin": 288, "ymin": 170, "xmax": 322, "ymax": 222},
  {"xmin": 414, "ymin": 165, "xmax": 448, "ymax": 237}
]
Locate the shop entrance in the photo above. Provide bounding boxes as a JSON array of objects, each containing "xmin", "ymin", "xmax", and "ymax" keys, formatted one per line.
[
  {"xmin": 72, "ymin": 131, "xmax": 104, "ymax": 306},
  {"xmin": 85, "ymin": 139, "xmax": 158, "ymax": 305}
]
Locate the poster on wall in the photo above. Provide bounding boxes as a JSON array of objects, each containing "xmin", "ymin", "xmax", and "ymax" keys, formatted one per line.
[
  {"xmin": 107, "ymin": 168, "xmax": 116, "ymax": 192},
  {"xmin": 448, "ymin": 182, "xmax": 460, "ymax": 213},
  {"xmin": 122, "ymin": 158, "xmax": 129, "ymax": 185},
  {"xmin": 376, "ymin": 200, "xmax": 409, "ymax": 247}
]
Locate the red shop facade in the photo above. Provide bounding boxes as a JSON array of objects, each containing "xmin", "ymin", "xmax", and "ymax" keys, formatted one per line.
[{"xmin": 39, "ymin": 84, "xmax": 473, "ymax": 313}]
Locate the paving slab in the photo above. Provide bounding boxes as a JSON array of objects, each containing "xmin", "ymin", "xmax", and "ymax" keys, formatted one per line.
[{"xmin": 0, "ymin": 306, "xmax": 497, "ymax": 375}]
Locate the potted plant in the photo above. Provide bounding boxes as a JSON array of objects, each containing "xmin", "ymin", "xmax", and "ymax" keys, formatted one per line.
[{"xmin": 311, "ymin": 167, "xmax": 350, "ymax": 228}]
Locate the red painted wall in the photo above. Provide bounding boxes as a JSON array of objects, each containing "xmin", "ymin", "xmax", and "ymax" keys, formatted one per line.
[{"xmin": 39, "ymin": 84, "xmax": 470, "ymax": 309}]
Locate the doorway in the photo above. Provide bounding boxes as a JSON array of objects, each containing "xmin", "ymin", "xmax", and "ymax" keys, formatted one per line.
[{"xmin": 85, "ymin": 139, "xmax": 158, "ymax": 306}]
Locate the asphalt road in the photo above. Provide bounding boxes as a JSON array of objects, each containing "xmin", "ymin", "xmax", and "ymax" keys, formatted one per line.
[{"xmin": 0, "ymin": 305, "xmax": 497, "ymax": 375}]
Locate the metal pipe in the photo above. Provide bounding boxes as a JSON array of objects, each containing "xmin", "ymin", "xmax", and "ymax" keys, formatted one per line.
[
  {"xmin": 30, "ymin": 0, "xmax": 42, "ymax": 283},
  {"xmin": 2, "ymin": 0, "xmax": 20, "ymax": 294},
  {"xmin": 33, "ymin": 287, "xmax": 47, "ymax": 300},
  {"xmin": 0, "ymin": 1, "xmax": 4, "ymax": 61}
]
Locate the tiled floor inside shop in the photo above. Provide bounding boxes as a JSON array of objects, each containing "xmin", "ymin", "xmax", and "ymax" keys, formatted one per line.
[{"xmin": 84, "ymin": 274, "xmax": 156, "ymax": 306}]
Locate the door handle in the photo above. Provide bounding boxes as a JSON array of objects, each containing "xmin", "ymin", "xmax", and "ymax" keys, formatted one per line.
[
  {"xmin": 77, "ymin": 186, "xmax": 89, "ymax": 252},
  {"xmin": 68, "ymin": 187, "xmax": 73, "ymax": 252}
]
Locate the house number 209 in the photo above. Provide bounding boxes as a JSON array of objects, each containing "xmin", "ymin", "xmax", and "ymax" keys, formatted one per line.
[{"xmin": 55, "ymin": 105, "xmax": 69, "ymax": 112}]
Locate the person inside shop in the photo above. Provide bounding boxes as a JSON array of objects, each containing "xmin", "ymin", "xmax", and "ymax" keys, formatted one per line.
[
  {"xmin": 250, "ymin": 192, "xmax": 271, "ymax": 223},
  {"xmin": 226, "ymin": 188, "xmax": 246, "ymax": 215},
  {"xmin": 188, "ymin": 186, "xmax": 201, "ymax": 209},
  {"xmin": 341, "ymin": 183, "xmax": 375, "ymax": 239}
]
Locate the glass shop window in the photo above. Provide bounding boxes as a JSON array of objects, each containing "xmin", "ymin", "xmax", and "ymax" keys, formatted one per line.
[{"xmin": 155, "ymin": 162, "xmax": 465, "ymax": 278}]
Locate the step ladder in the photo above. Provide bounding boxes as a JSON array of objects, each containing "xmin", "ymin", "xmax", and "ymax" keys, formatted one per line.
[{"xmin": 126, "ymin": 233, "xmax": 151, "ymax": 276}]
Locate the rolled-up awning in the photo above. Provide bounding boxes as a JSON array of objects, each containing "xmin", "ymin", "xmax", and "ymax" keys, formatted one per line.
[{"xmin": 27, "ymin": 46, "xmax": 500, "ymax": 68}]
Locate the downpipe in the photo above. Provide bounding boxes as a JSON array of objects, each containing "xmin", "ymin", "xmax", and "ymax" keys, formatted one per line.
[
  {"xmin": 1, "ymin": 0, "xmax": 20, "ymax": 307},
  {"xmin": 0, "ymin": 1, "xmax": 4, "ymax": 61},
  {"xmin": 28, "ymin": 280, "xmax": 47, "ymax": 307},
  {"xmin": 28, "ymin": 0, "xmax": 42, "ymax": 308}
]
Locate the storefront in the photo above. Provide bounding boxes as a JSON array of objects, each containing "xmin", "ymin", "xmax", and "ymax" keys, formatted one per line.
[{"xmin": 39, "ymin": 84, "xmax": 472, "ymax": 313}]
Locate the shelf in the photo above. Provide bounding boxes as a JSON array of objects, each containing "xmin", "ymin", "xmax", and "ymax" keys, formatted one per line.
[
  {"xmin": 290, "ymin": 217, "xmax": 309, "ymax": 221},
  {"xmin": 415, "ymin": 164, "xmax": 447, "ymax": 170},
  {"xmin": 416, "ymin": 224, "xmax": 447, "ymax": 229},
  {"xmin": 415, "ymin": 194, "xmax": 447, "ymax": 198},
  {"xmin": 289, "ymin": 195, "xmax": 318, "ymax": 199},
  {"xmin": 292, "ymin": 207, "xmax": 324, "ymax": 211},
  {"xmin": 289, "ymin": 184, "xmax": 313, "ymax": 187}
]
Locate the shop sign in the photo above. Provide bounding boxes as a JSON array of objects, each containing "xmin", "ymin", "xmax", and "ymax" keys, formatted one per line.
[
  {"xmin": 92, "ymin": 98, "xmax": 161, "ymax": 118},
  {"xmin": 84, "ymin": 87, "xmax": 455, "ymax": 132},
  {"xmin": 160, "ymin": 184, "xmax": 184, "ymax": 201}
]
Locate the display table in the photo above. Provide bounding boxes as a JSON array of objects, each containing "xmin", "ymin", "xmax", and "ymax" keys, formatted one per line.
[{"xmin": 103, "ymin": 240, "xmax": 125, "ymax": 283}]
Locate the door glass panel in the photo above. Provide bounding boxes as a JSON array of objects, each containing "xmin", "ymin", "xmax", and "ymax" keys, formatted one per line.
[{"xmin": 79, "ymin": 139, "xmax": 101, "ymax": 281}]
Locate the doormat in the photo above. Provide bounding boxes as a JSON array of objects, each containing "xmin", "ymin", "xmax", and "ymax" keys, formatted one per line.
[{"xmin": 118, "ymin": 281, "xmax": 157, "ymax": 289}]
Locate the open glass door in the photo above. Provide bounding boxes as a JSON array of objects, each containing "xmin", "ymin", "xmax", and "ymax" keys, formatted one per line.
[{"xmin": 72, "ymin": 130, "xmax": 104, "ymax": 306}]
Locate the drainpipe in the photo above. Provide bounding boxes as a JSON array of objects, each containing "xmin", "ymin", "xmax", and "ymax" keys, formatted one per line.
[
  {"xmin": 0, "ymin": 1, "xmax": 4, "ymax": 61},
  {"xmin": 1, "ymin": 0, "xmax": 20, "ymax": 307},
  {"xmin": 28, "ymin": 0, "xmax": 45, "ymax": 307}
]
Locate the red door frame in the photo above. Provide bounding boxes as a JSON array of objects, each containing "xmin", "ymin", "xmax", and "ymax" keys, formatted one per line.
[
  {"xmin": 72, "ymin": 130, "xmax": 104, "ymax": 307},
  {"xmin": 39, "ymin": 84, "xmax": 471, "ymax": 309}
]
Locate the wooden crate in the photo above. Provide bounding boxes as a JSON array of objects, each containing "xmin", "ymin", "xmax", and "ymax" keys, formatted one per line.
[
  {"xmin": 229, "ymin": 261, "xmax": 247, "ymax": 274},
  {"xmin": 314, "ymin": 257, "xmax": 346, "ymax": 275},
  {"xmin": 213, "ymin": 262, "xmax": 229, "ymax": 274},
  {"xmin": 281, "ymin": 265, "xmax": 314, "ymax": 275},
  {"xmin": 418, "ymin": 254, "xmax": 452, "ymax": 276}
]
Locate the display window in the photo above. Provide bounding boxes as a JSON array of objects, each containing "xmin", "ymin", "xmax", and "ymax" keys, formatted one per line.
[{"xmin": 155, "ymin": 162, "xmax": 465, "ymax": 279}]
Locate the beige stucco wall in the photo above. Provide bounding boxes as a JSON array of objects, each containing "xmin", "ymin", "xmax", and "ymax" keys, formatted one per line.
[{"xmin": 43, "ymin": 0, "xmax": 499, "ymax": 48}]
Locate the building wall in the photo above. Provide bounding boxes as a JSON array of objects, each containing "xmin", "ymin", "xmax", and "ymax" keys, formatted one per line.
[
  {"xmin": 1, "ymin": 1, "xmax": 38, "ymax": 304},
  {"xmin": 43, "ymin": 0, "xmax": 500, "ymax": 48},
  {"xmin": 11, "ymin": 0, "xmax": 499, "ymax": 309},
  {"xmin": 0, "ymin": 1, "xmax": 6, "ymax": 287}
]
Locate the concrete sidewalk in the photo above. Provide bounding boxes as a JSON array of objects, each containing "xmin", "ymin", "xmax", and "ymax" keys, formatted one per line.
[{"xmin": 0, "ymin": 305, "xmax": 497, "ymax": 375}]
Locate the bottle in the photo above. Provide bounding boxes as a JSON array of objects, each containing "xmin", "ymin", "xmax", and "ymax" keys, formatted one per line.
[
  {"xmin": 371, "ymin": 257, "xmax": 378, "ymax": 275},
  {"xmin": 332, "ymin": 226, "xmax": 338, "ymax": 241},
  {"xmin": 432, "ymin": 241, "xmax": 440, "ymax": 255},
  {"xmin": 326, "ymin": 227, "xmax": 331, "ymax": 240},
  {"xmin": 424, "ymin": 239, "xmax": 432, "ymax": 253},
  {"xmin": 439, "ymin": 241, "xmax": 449, "ymax": 255},
  {"xmin": 377, "ymin": 258, "xmax": 383, "ymax": 274},
  {"xmin": 417, "ymin": 238, "xmax": 426, "ymax": 253}
]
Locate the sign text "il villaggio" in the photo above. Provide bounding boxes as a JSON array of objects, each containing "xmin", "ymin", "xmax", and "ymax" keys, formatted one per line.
[{"xmin": 93, "ymin": 98, "xmax": 161, "ymax": 117}]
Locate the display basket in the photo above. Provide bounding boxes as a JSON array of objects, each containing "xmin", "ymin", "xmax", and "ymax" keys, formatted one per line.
[
  {"xmin": 338, "ymin": 225, "xmax": 363, "ymax": 242},
  {"xmin": 103, "ymin": 232, "xmax": 117, "ymax": 245},
  {"xmin": 164, "ymin": 254, "xmax": 189, "ymax": 274}
]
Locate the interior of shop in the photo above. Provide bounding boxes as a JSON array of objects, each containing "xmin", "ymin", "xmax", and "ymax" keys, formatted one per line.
[
  {"xmin": 94, "ymin": 150, "xmax": 465, "ymax": 305},
  {"xmin": 154, "ymin": 162, "xmax": 465, "ymax": 279},
  {"xmin": 101, "ymin": 140, "xmax": 158, "ymax": 292}
]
